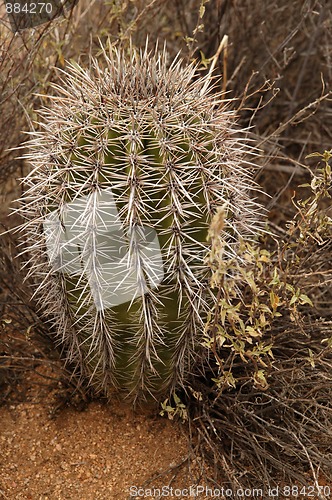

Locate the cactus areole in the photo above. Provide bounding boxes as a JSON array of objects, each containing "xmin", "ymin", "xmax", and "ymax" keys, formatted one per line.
[{"xmin": 20, "ymin": 43, "xmax": 262, "ymax": 401}]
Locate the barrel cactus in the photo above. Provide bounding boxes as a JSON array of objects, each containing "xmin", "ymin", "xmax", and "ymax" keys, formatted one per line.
[{"xmin": 19, "ymin": 43, "xmax": 262, "ymax": 401}]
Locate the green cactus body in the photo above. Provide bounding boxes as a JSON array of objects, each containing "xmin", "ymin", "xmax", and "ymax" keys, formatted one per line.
[{"xmin": 20, "ymin": 43, "xmax": 262, "ymax": 401}]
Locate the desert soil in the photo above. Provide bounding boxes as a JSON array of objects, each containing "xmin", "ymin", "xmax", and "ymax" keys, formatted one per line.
[{"xmin": 0, "ymin": 371, "xmax": 201, "ymax": 500}]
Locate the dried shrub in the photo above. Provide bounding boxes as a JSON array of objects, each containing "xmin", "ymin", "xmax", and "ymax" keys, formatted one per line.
[{"xmin": 186, "ymin": 151, "xmax": 332, "ymax": 494}]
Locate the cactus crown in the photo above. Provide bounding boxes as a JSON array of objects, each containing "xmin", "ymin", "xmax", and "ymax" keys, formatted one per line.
[{"xmin": 18, "ymin": 42, "xmax": 263, "ymax": 401}]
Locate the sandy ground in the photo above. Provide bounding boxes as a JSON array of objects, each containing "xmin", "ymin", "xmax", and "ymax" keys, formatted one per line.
[{"xmin": 0, "ymin": 373, "xmax": 203, "ymax": 500}]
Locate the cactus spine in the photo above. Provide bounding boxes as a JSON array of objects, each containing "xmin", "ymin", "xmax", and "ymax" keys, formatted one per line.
[{"xmin": 19, "ymin": 43, "xmax": 262, "ymax": 401}]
